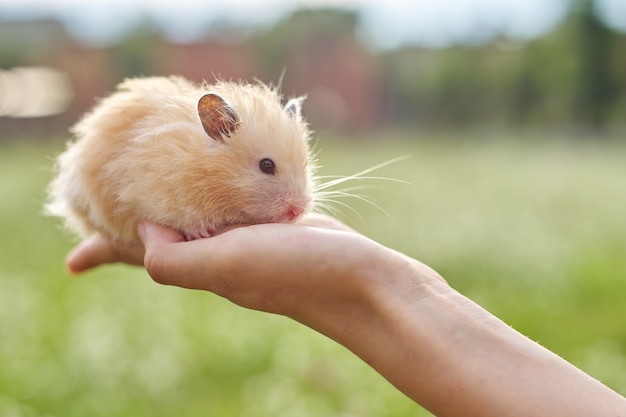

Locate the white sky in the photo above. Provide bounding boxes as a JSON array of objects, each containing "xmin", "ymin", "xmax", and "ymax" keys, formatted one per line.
[{"xmin": 1, "ymin": 0, "xmax": 625, "ymax": 48}]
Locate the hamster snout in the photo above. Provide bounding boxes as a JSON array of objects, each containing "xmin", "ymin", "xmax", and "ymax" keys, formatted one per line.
[
  {"xmin": 286, "ymin": 204, "xmax": 305, "ymax": 220},
  {"xmin": 46, "ymin": 76, "xmax": 316, "ymax": 244},
  {"xmin": 279, "ymin": 198, "xmax": 310, "ymax": 221}
]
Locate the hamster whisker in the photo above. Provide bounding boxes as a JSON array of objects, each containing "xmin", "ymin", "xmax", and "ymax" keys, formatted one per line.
[
  {"xmin": 312, "ymin": 155, "xmax": 410, "ymax": 225},
  {"xmin": 315, "ymin": 155, "xmax": 409, "ymax": 188},
  {"xmin": 316, "ymin": 189, "xmax": 398, "ymax": 226},
  {"xmin": 314, "ymin": 193, "xmax": 365, "ymax": 223},
  {"xmin": 314, "ymin": 175, "xmax": 409, "ymax": 191},
  {"xmin": 314, "ymin": 156, "xmax": 411, "ymax": 192}
]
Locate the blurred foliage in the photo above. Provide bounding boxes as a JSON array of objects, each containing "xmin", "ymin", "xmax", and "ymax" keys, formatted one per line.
[
  {"xmin": 382, "ymin": 2, "xmax": 626, "ymax": 130},
  {"xmin": 253, "ymin": 8, "xmax": 360, "ymax": 80},
  {"xmin": 0, "ymin": 19, "xmax": 71, "ymax": 67},
  {"xmin": 111, "ymin": 17, "xmax": 161, "ymax": 81},
  {"xmin": 572, "ymin": 0, "xmax": 618, "ymax": 127},
  {"xmin": 1, "ymin": 133, "xmax": 625, "ymax": 416},
  {"xmin": 1, "ymin": 1, "xmax": 625, "ymax": 135},
  {"xmin": 104, "ymin": 2, "xmax": 626, "ymax": 131}
]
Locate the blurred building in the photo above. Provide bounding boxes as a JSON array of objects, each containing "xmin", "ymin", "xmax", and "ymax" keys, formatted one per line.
[{"xmin": 0, "ymin": 11, "xmax": 382, "ymax": 140}]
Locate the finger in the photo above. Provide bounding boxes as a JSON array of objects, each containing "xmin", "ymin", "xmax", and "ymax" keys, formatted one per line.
[
  {"xmin": 138, "ymin": 220, "xmax": 257, "ymax": 293},
  {"xmin": 297, "ymin": 213, "xmax": 356, "ymax": 232},
  {"xmin": 137, "ymin": 221, "xmax": 193, "ymax": 286},
  {"xmin": 137, "ymin": 220, "xmax": 185, "ymax": 247},
  {"xmin": 66, "ymin": 236, "xmax": 121, "ymax": 274}
]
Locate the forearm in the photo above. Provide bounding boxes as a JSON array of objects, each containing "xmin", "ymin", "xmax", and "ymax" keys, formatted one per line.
[{"xmin": 305, "ymin": 254, "xmax": 626, "ymax": 417}]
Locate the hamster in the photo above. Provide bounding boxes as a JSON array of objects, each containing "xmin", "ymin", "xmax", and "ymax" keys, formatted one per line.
[{"xmin": 46, "ymin": 76, "xmax": 315, "ymax": 244}]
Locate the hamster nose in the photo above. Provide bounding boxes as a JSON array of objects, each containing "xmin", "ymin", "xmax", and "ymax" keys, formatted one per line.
[{"xmin": 286, "ymin": 204, "xmax": 304, "ymax": 220}]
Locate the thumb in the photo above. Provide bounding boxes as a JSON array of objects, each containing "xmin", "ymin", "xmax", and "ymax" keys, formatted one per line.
[
  {"xmin": 137, "ymin": 220, "xmax": 190, "ymax": 286},
  {"xmin": 137, "ymin": 220, "xmax": 184, "ymax": 247}
]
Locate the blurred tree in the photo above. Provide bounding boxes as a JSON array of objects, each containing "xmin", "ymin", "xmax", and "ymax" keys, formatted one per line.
[
  {"xmin": 2, "ymin": 5, "xmax": 624, "ymax": 136},
  {"xmin": 379, "ymin": 0, "xmax": 626, "ymax": 132},
  {"xmin": 521, "ymin": 27, "xmax": 580, "ymax": 126},
  {"xmin": 569, "ymin": 0, "xmax": 618, "ymax": 129},
  {"xmin": 381, "ymin": 47, "xmax": 432, "ymax": 125},
  {"xmin": 254, "ymin": 8, "xmax": 359, "ymax": 81},
  {"xmin": 0, "ymin": 19, "xmax": 72, "ymax": 68},
  {"xmin": 509, "ymin": 68, "xmax": 540, "ymax": 124},
  {"xmin": 253, "ymin": 8, "xmax": 381, "ymax": 130},
  {"xmin": 0, "ymin": 44, "xmax": 22, "ymax": 68},
  {"xmin": 111, "ymin": 16, "xmax": 162, "ymax": 80},
  {"xmin": 429, "ymin": 47, "xmax": 484, "ymax": 126}
]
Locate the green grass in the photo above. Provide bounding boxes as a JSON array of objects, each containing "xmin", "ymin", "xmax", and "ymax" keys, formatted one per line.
[{"xmin": 1, "ymin": 133, "xmax": 625, "ymax": 416}]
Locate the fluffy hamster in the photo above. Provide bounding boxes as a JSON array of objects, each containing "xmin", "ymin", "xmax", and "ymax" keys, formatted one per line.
[{"xmin": 46, "ymin": 76, "xmax": 315, "ymax": 244}]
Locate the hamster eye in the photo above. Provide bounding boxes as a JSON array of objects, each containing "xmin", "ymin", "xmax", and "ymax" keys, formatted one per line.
[{"xmin": 259, "ymin": 158, "xmax": 276, "ymax": 175}]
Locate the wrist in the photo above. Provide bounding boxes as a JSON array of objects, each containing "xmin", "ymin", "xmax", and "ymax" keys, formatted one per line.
[
  {"xmin": 291, "ymin": 246, "xmax": 454, "ymax": 409},
  {"xmin": 292, "ymin": 240, "xmax": 447, "ymax": 365}
]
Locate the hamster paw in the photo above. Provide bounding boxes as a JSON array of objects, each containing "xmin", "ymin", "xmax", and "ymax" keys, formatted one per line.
[{"xmin": 183, "ymin": 228, "xmax": 214, "ymax": 241}]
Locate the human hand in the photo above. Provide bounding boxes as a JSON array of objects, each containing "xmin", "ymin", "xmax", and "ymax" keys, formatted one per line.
[
  {"xmin": 65, "ymin": 213, "xmax": 442, "ymax": 322},
  {"xmin": 136, "ymin": 216, "xmax": 395, "ymax": 319},
  {"xmin": 65, "ymin": 214, "xmax": 355, "ymax": 274}
]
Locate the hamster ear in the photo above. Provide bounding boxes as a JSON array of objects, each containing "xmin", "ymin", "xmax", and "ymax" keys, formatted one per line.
[
  {"xmin": 284, "ymin": 97, "xmax": 303, "ymax": 121},
  {"xmin": 198, "ymin": 93, "xmax": 239, "ymax": 142}
]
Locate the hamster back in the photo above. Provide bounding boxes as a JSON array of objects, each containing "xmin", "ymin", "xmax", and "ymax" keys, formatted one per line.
[{"xmin": 46, "ymin": 76, "xmax": 315, "ymax": 243}]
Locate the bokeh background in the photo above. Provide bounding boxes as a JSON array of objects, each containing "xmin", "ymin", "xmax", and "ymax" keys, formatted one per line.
[{"xmin": 1, "ymin": 0, "xmax": 625, "ymax": 416}]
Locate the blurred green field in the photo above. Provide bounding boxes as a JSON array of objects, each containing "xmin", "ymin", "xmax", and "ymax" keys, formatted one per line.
[{"xmin": 1, "ymin": 133, "xmax": 625, "ymax": 417}]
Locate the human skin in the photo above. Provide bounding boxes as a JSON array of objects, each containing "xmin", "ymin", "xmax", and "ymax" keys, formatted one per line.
[{"xmin": 66, "ymin": 215, "xmax": 626, "ymax": 417}]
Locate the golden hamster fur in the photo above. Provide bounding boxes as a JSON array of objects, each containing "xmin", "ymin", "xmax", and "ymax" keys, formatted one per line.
[{"xmin": 46, "ymin": 76, "xmax": 315, "ymax": 243}]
